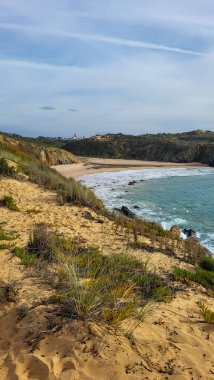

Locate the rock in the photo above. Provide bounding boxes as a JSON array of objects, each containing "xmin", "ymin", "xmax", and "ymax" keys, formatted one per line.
[
  {"xmin": 170, "ymin": 225, "xmax": 180, "ymax": 239},
  {"xmin": 133, "ymin": 205, "xmax": 140, "ymax": 210},
  {"xmin": 114, "ymin": 206, "xmax": 136, "ymax": 219},
  {"xmin": 182, "ymin": 228, "xmax": 196, "ymax": 239},
  {"xmin": 128, "ymin": 181, "xmax": 137, "ymax": 186}
]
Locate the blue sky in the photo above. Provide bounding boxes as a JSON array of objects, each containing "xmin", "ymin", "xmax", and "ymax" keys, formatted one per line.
[{"xmin": 0, "ymin": 0, "xmax": 214, "ymax": 137}]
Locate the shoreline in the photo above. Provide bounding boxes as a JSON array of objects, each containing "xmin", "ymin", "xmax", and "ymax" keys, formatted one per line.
[{"xmin": 53, "ymin": 157, "xmax": 208, "ymax": 178}]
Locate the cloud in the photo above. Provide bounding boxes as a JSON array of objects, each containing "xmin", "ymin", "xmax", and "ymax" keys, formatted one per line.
[
  {"xmin": 0, "ymin": 22, "xmax": 204, "ymax": 56},
  {"xmin": 0, "ymin": 0, "xmax": 214, "ymax": 136},
  {"xmin": 40, "ymin": 106, "xmax": 56, "ymax": 111}
]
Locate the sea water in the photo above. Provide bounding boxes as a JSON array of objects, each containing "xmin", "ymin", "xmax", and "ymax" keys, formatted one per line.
[{"xmin": 80, "ymin": 168, "xmax": 214, "ymax": 254}]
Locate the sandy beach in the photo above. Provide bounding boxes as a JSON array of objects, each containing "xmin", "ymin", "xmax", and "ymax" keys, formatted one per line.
[{"xmin": 52, "ymin": 157, "xmax": 208, "ymax": 178}]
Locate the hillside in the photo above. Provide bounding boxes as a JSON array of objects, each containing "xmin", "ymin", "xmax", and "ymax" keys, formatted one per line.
[
  {"xmin": 0, "ymin": 136, "xmax": 214, "ymax": 379},
  {"xmin": 0, "ymin": 133, "xmax": 79, "ymax": 165},
  {"xmin": 63, "ymin": 130, "xmax": 214, "ymax": 165}
]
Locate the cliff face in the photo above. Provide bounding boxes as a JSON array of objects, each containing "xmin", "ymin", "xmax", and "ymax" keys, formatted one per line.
[
  {"xmin": 0, "ymin": 134, "xmax": 78, "ymax": 165},
  {"xmin": 63, "ymin": 130, "xmax": 214, "ymax": 165}
]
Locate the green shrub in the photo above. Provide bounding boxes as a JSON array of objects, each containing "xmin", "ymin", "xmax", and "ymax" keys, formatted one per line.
[
  {"xmin": 13, "ymin": 247, "xmax": 36, "ymax": 267},
  {"xmin": 0, "ymin": 243, "xmax": 15, "ymax": 249},
  {"xmin": 0, "ymin": 157, "xmax": 15, "ymax": 177},
  {"xmin": 152, "ymin": 286, "xmax": 173, "ymax": 302},
  {"xmin": 0, "ymin": 227, "xmax": 16, "ymax": 241},
  {"xmin": 173, "ymin": 267, "xmax": 214, "ymax": 289},
  {"xmin": 1, "ymin": 195, "xmax": 19, "ymax": 211},
  {"xmin": 199, "ymin": 256, "xmax": 214, "ymax": 272}
]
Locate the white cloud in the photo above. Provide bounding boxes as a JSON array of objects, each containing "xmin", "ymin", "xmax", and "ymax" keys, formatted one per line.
[
  {"xmin": 1, "ymin": 50, "xmax": 214, "ymax": 135},
  {"xmin": 0, "ymin": 23, "xmax": 203, "ymax": 56},
  {"xmin": 0, "ymin": 0, "xmax": 214, "ymax": 135}
]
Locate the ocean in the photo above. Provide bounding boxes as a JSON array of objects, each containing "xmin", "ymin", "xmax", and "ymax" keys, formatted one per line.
[{"xmin": 80, "ymin": 168, "xmax": 214, "ymax": 254}]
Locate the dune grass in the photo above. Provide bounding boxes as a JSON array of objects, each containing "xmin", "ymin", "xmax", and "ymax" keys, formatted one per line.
[
  {"xmin": 26, "ymin": 162, "xmax": 104, "ymax": 211},
  {"xmin": 21, "ymin": 223, "xmax": 169, "ymax": 326},
  {"xmin": 173, "ymin": 267, "xmax": 214, "ymax": 290},
  {"xmin": 197, "ymin": 301, "xmax": 214, "ymax": 323}
]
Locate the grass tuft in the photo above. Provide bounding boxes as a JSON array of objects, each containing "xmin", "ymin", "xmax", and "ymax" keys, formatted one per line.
[
  {"xmin": 0, "ymin": 157, "xmax": 15, "ymax": 177},
  {"xmin": 197, "ymin": 301, "xmax": 214, "ymax": 323},
  {"xmin": 1, "ymin": 195, "xmax": 19, "ymax": 211},
  {"xmin": 13, "ymin": 247, "xmax": 36, "ymax": 267}
]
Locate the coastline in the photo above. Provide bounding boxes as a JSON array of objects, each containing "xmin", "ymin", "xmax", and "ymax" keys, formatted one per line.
[{"xmin": 53, "ymin": 157, "xmax": 208, "ymax": 178}]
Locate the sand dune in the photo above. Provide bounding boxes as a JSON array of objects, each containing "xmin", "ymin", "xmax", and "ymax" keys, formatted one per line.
[{"xmin": 0, "ymin": 178, "xmax": 214, "ymax": 379}]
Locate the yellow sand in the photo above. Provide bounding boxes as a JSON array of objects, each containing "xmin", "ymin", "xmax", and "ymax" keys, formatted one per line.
[
  {"xmin": 53, "ymin": 157, "xmax": 207, "ymax": 178},
  {"xmin": 0, "ymin": 178, "xmax": 214, "ymax": 380}
]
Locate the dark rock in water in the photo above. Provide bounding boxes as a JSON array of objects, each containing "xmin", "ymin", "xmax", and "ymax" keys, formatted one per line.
[
  {"xmin": 128, "ymin": 181, "xmax": 137, "ymax": 186},
  {"xmin": 114, "ymin": 206, "xmax": 136, "ymax": 219},
  {"xmin": 170, "ymin": 225, "xmax": 180, "ymax": 239},
  {"xmin": 133, "ymin": 205, "xmax": 140, "ymax": 210},
  {"xmin": 182, "ymin": 228, "xmax": 196, "ymax": 239},
  {"xmin": 121, "ymin": 206, "xmax": 136, "ymax": 218}
]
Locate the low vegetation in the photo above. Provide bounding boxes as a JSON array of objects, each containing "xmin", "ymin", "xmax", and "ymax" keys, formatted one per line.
[
  {"xmin": 13, "ymin": 247, "xmax": 36, "ymax": 267},
  {"xmin": 18, "ymin": 223, "xmax": 173, "ymax": 327},
  {"xmin": 1, "ymin": 195, "xmax": 20, "ymax": 211},
  {"xmin": 0, "ymin": 227, "xmax": 18, "ymax": 241},
  {"xmin": 26, "ymin": 162, "xmax": 104, "ymax": 211},
  {"xmin": 0, "ymin": 157, "xmax": 15, "ymax": 177},
  {"xmin": 173, "ymin": 266, "xmax": 214, "ymax": 290},
  {"xmin": 197, "ymin": 301, "xmax": 214, "ymax": 323}
]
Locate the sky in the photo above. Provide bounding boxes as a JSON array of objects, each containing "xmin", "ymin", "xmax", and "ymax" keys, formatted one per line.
[{"xmin": 0, "ymin": 1, "xmax": 214, "ymax": 137}]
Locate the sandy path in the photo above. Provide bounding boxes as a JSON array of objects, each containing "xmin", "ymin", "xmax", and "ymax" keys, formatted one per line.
[{"xmin": 52, "ymin": 157, "xmax": 207, "ymax": 178}]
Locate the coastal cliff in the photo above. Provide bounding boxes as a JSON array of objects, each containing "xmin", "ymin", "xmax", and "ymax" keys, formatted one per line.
[{"xmin": 63, "ymin": 130, "xmax": 214, "ymax": 166}]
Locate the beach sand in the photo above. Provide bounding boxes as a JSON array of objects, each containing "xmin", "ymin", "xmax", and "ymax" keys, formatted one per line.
[
  {"xmin": 52, "ymin": 157, "xmax": 207, "ymax": 178},
  {"xmin": 0, "ymin": 177, "xmax": 214, "ymax": 379}
]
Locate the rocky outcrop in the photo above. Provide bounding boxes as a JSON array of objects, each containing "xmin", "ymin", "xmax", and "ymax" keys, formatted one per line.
[
  {"xmin": 0, "ymin": 134, "xmax": 78, "ymax": 166},
  {"xmin": 182, "ymin": 228, "xmax": 196, "ymax": 239},
  {"xmin": 114, "ymin": 206, "xmax": 136, "ymax": 219},
  {"xmin": 170, "ymin": 225, "xmax": 180, "ymax": 239},
  {"xmin": 39, "ymin": 147, "xmax": 78, "ymax": 165}
]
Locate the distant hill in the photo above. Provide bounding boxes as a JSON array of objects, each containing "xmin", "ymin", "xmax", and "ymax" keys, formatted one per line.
[
  {"xmin": 63, "ymin": 130, "xmax": 214, "ymax": 166},
  {"xmin": 0, "ymin": 133, "xmax": 79, "ymax": 165}
]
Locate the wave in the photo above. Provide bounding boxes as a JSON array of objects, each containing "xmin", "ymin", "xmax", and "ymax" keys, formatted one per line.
[{"xmin": 80, "ymin": 168, "xmax": 214, "ymax": 254}]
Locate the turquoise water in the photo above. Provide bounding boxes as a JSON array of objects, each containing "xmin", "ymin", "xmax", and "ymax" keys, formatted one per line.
[{"xmin": 81, "ymin": 168, "xmax": 214, "ymax": 253}]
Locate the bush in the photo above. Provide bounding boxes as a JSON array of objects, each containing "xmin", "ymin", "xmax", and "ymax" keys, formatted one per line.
[
  {"xmin": 0, "ymin": 157, "xmax": 15, "ymax": 177},
  {"xmin": 13, "ymin": 247, "xmax": 36, "ymax": 267},
  {"xmin": 1, "ymin": 195, "xmax": 19, "ymax": 211},
  {"xmin": 199, "ymin": 256, "xmax": 214, "ymax": 272}
]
